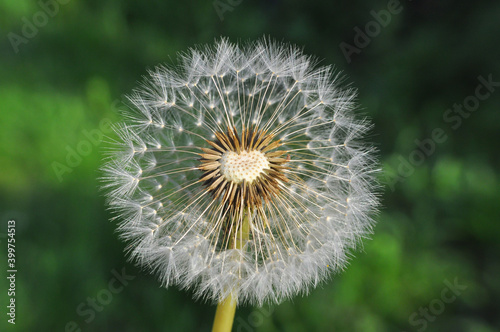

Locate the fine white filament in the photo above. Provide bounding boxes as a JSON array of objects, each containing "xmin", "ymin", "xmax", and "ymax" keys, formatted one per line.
[{"xmin": 102, "ymin": 38, "xmax": 379, "ymax": 306}]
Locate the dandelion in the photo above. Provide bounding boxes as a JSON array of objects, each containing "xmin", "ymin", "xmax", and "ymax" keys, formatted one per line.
[{"xmin": 102, "ymin": 38, "xmax": 379, "ymax": 331}]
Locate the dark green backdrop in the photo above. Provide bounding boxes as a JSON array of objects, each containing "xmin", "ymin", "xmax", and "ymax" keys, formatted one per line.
[{"xmin": 1, "ymin": 0, "xmax": 499, "ymax": 331}]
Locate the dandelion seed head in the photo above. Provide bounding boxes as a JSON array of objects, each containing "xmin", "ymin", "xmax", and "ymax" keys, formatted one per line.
[
  {"xmin": 220, "ymin": 150, "xmax": 269, "ymax": 184},
  {"xmin": 102, "ymin": 37, "xmax": 379, "ymax": 306}
]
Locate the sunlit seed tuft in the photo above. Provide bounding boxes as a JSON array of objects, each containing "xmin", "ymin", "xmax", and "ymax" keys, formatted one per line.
[{"xmin": 101, "ymin": 37, "xmax": 379, "ymax": 306}]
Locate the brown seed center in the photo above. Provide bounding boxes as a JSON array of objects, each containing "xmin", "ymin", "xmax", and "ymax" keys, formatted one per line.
[
  {"xmin": 220, "ymin": 150, "xmax": 270, "ymax": 184},
  {"xmin": 198, "ymin": 126, "xmax": 289, "ymax": 210}
]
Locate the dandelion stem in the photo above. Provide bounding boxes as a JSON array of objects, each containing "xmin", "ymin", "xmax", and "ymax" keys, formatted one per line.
[
  {"xmin": 212, "ymin": 211, "xmax": 250, "ymax": 332},
  {"xmin": 234, "ymin": 209, "xmax": 250, "ymax": 251},
  {"xmin": 212, "ymin": 292, "xmax": 237, "ymax": 332}
]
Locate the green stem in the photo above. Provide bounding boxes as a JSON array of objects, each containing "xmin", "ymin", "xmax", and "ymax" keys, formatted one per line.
[
  {"xmin": 212, "ymin": 292, "xmax": 237, "ymax": 332},
  {"xmin": 234, "ymin": 210, "xmax": 250, "ymax": 251},
  {"xmin": 211, "ymin": 211, "xmax": 250, "ymax": 332}
]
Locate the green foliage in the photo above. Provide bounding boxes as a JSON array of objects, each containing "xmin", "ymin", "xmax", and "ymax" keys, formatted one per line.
[{"xmin": 0, "ymin": 0, "xmax": 499, "ymax": 331}]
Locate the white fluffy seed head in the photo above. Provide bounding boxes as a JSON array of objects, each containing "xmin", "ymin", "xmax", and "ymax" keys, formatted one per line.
[
  {"xmin": 101, "ymin": 37, "xmax": 379, "ymax": 306},
  {"xmin": 220, "ymin": 150, "xmax": 269, "ymax": 184}
]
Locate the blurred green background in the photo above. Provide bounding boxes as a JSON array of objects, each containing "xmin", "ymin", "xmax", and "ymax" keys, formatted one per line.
[{"xmin": 1, "ymin": 0, "xmax": 499, "ymax": 331}]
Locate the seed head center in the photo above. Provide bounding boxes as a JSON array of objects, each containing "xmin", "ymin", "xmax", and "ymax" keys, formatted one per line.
[{"xmin": 220, "ymin": 150, "xmax": 269, "ymax": 184}]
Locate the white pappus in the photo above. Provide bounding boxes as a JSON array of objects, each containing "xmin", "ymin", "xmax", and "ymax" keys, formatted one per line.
[{"xmin": 101, "ymin": 37, "xmax": 380, "ymax": 306}]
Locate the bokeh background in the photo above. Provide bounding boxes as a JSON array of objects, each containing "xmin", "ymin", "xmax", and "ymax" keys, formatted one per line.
[{"xmin": 1, "ymin": 0, "xmax": 499, "ymax": 331}]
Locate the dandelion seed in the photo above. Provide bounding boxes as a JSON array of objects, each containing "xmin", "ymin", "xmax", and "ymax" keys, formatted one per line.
[{"xmin": 102, "ymin": 37, "xmax": 379, "ymax": 331}]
